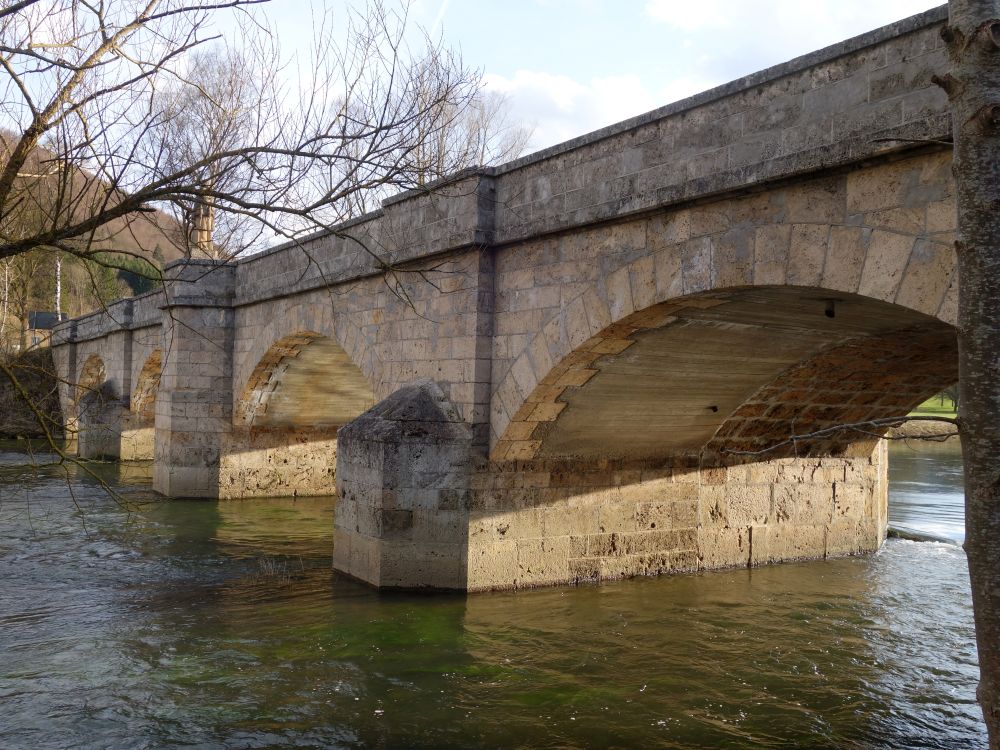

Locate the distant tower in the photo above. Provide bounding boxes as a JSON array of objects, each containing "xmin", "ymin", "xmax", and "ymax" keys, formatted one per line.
[{"xmin": 189, "ymin": 196, "xmax": 217, "ymax": 260}]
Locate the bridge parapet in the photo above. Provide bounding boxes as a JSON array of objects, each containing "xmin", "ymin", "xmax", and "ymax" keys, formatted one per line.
[
  {"xmin": 493, "ymin": 6, "xmax": 949, "ymax": 244},
  {"xmin": 234, "ymin": 172, "xmax": 495, "ymax": 307}
]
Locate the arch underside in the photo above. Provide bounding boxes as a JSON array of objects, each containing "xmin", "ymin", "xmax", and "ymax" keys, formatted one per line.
[
  {"xmin": 76, "ymin": 354, "xmax": 109, "ymax": 403},
  {"xmin": 131, "ymin": 349, "xmax": 162, "ymax": 420},
  {"xmin": 222, "ymin": 332, "xmax": 376, "ymax": 499},
  {"xmin": 499, "ymin": 287, "xmax": 957, "ymax": 461},
  {"xmin": 74, "ymin": 354, "xmax": 122, "ymax": 459},
  {"xmin": 119, "ymin": 350, "xmax": 162, "ymax": 461},
  {"xmin": 239, "ymin": 333, "xmax": 374, "ymax": 430}
]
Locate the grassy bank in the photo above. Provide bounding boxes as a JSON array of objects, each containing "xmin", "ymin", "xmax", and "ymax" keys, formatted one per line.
[{"xmin": 910, "ymin": 395, "xmax": 958, "ymax": 419}]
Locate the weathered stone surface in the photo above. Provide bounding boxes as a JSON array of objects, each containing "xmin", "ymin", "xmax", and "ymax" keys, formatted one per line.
[{"xmin": 334, "ymin": 380, "xmax": 474, "ymax": 589}]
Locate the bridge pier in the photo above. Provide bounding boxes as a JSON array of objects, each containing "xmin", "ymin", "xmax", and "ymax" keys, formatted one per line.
[
  {"xmin": 76, "ymin": 397, "xmax": 128, "ymax": 460},
  {"xmin": 153, "ymin": 261, "xmax": 236, "ymax": 498},
  {"xmin": 334, "ymin": 380, "xmax": 475, "ymax": 588},
  {"xmin": 119, "ymin": 411, "xmax": 155, "ymax": 461},
  {"xmin": 464, "ymin": 444, "xmax": 887, "ymax": 591},
  {"xmin": 334, "ymin": 380, "xmax": 887, "ymax": 591}
]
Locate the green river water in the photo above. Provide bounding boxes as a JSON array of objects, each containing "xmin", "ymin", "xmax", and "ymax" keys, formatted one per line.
[{"xmin": 0, "ymin": 441, "xmax": 985, "ymax": 749}]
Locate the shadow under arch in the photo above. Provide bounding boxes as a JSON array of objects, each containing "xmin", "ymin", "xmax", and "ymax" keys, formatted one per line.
[
  {"xmin": 120, "ymin": 349, "xmax": 162, "ymax": 461},
  {"xmin": 461, "ymin": 286, "xmax": 959, "ymax": 589},
  {"xmin": 131, "ymin": 349, "xmax": 162, "ymax": 420},
  {"xmin": 75, "ymin": 353, "xmax": 122, "ymax": 459},
  {"xmin": 220, "ymin": 331, "xmax": 376, "ymax": 499},
  {"xmin": 492, "ymin": 286, "xmax": 957, "ymax": 463}
]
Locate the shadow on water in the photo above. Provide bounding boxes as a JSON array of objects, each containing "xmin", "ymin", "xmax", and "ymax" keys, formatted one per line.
[{"xmin": 0, "ymin": 440, "xmax": 986, "ymax": 749}]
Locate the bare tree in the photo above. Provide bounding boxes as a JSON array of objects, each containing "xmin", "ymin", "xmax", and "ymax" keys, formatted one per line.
[
  {"xmin": 934, "ymin": 1, "xmax": 1000, "ymax": 744},
  {"xmin": 148, "ymin": 44, "xmax": 281, "ymax": 259},
  {"xmin": 409, "ymin": 88, "xmax": 533, "ymax": 184},
  {"xmin": 343, "ymin": 87, "xmax": 534, "ymax": 215},
  {"xmin": 0, "ymin": 0, "xmax": 483, "ymax": 266}
]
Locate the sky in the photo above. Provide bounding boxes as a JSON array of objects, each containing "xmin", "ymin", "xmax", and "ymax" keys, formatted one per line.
[{"xmin": 255, "ymin": 0, "xmax": 943, "ymax": 157}]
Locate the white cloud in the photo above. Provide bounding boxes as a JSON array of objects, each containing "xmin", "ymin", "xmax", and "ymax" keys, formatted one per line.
[
  {"xmin": 482, "ymin": 69, "xmax": 724, "ymax": 154},
  {"xmin": 645, "ymin": 0, "xmax": 940, "ymax": 44},
  {"xmin": 484, "ymin": 70, "xmax": 662, "ymax": 152},
  {"xmin": 481, "ymin": 1, "xmax": 941, "ymax": 155},
  {"xmin": 644, "ymin": 0, "xmax": 728, "ymax": 32},
  {"xmin": 641, "ymin": 0, "xmax": 941, "ymax": 98}
]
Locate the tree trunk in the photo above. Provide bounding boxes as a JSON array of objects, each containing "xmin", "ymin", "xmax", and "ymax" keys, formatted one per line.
[
  {"xmin": 942, "ymin": 1, "xmax": 1000, "ymax": 745},
  {"xmin": 0, "ymin": 260, "xmax": 10, "ymax": 349},
  {"xmin": 54, "ymin": 254, "xmax": 61, "ymax": 318}
]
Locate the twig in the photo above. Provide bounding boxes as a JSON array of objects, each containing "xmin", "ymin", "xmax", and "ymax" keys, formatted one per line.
[{"xmin": 720, "ymin": 415, "xmax": 960, "ymax": 457}]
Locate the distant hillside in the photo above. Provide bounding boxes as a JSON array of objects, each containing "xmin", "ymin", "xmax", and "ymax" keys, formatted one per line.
[{"xmin": 0, "ymin": 130, "xmax": 185, "ymax": 264}]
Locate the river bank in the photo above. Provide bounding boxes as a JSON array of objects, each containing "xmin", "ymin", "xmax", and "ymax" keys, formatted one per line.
[{"xmin": 0, "ymin": 349, "xmax": 62, "ymax": 439}]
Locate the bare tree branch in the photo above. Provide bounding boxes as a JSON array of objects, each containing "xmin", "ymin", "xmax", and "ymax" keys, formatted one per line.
[{"xmin": 720, "ymin": 415, "xmax": 961, "ymax": 457}]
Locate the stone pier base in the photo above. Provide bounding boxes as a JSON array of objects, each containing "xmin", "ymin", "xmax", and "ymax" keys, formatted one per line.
[
  {"xmin": 333, "ymin": 382, "xmax": 888, "ymax": 592},
  {"xmin": 334, "ymin": 380, "xmax": 473, "ymax": 589},
  {"xmin": 119, "ymin": 414, "xmax": 154, "ymax": 461},
  {"xmin": 463, "ymin": 442, "xmax": 887, "ymax": 591},
  {"xmin": 218, "ymin": 427, "xmax": 338, "ymax": 499},
  {"xmin": 77, "ymin": 400, "xmax": 126, "ymax": 460}
]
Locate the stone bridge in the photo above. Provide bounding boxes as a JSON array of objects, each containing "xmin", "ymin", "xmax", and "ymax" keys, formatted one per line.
[{"xmin": 52, "ymin": 6, "xmax": 959, "ymax": 591}]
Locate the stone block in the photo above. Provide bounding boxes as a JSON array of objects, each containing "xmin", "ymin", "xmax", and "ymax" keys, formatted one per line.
[
  {"xmin": 725, "ymin": 485, "xmax": 772, "ymax": 527},
  {"xmin": 822, "ymin": 226, "xmax": 869, "ymax": 292},
  {"xmin": 894, "ymin": 239, "xmax": 955, "ymax": 315},
  {"xmin": 753, "ymin": 522, "xmax": 826, "ymax": 565},
  {"xmin": 467, "ymin": 540, "xmax": 519, "ymax": 590},
  {"xmin": 833, "ymin": 482, "xmax": 868, "ymax": 519},
  {"xmin": 541, "ymin": 506, "xmax": 600, "ymax": 537},
  {"xmin": 698, "ymin": 526, "xmax": 750, "ymax": 569},
  {"xmin": 635, "ymin": 501, "xmax": 673, "ymax": 531},
  {"xmin": 681, "ymin": 237, "xmax": 713, "ymax": 294},
  {"xmin": 858, "ymin": 230, "xmax": 914, "ymax": 302},
  {"xmin": 825, "ymin": 518, "xmax": 863, "ymax": 557},
  {"xmin": 379, "ymin": 542, "xmax": 466, "ymax": 590},
  {"xmin": 711, "ymin": 226, "xmax": 754, "ymax": 287},
  {"xmin": 516, "ymin": 537, "xmax": 570, "ymax": 586},
  {"xmin": 787, "ymin": 224, "xmax": 828, "ymax": 286},
  {"xmin": 773, "ymin": 483, "xmax": 834, "ymax": 525}
]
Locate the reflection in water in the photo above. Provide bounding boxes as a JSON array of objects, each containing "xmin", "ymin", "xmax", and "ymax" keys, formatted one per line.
[{"xmin": 0, "ymin": 442, "xmax": 985, "ymax": 749}]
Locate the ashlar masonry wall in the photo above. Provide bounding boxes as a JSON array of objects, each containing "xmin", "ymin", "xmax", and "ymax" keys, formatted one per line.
[{"xmin": 335, "ymin": 380, "xmax": 888, "ymax": 591}]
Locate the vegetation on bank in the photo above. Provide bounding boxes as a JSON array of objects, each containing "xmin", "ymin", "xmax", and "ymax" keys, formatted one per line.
[
  {"xmin": 0, "ymin": 349, "xmax": 62, "ymax": 439},
  {"xmin": 1, "ymin": 249, "xmax": 166, "ymax": 353},
  {"xmin": 910, "ymin": 391, "xmax": 959, "ymax": 419}
]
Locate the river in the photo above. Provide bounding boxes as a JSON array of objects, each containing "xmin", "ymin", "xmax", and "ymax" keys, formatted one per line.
[{"xmin": 0, "ymin": 440, "xmax": 985, "ymax": 749}]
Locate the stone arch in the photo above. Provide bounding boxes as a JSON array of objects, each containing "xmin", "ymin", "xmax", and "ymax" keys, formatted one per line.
[
  {"xmin": 74, "ymin": 353, "xmax": 122, "ymax": 459},
  {"xmin": 492, "ymin": 286, "xmax": 957, "ymax": 461},
  {"xmin": 130, "ymin": 349, "xmax": 162, "ymax": 420},
  {"xmin": 491, "ymin": 153, "xmax": 958, "ymax": 459},
  {"xmin": 235, "ymin": 297, "xmax": 381, "ymax": 417},
  {"xmin": 74, "ymin": 353, "xmax": 118, "ymax": 428},
  {"xmin": 76, "ymin": 353, "xmax": 109, "ymax": 404},
  {"xmin": 236, "ymin": 331, "xmax": 375, "ymax": 429},
  {"xmin": 220, "ymin": 330, "xmax": 376, "ymax": 499},
  {"xmin": 118, "ymin": 349, "xmax": 162, "ymax": 462}
]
